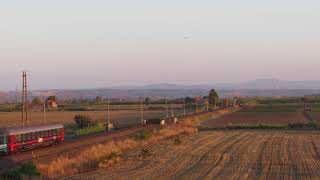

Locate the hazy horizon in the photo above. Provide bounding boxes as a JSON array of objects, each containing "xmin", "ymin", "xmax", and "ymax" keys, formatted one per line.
[{"xmin": 1, "ymin": 1, "xmax": 320, "ymax": 91}]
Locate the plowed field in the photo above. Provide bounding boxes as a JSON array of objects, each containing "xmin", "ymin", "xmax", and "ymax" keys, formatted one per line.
[
  {"xmin": 200, "ymin": 112, "xmax": 307, "ymax": 128},
  {"xmin": 66, "ymin": 130, "xmax": 320, "ymax": 180}
]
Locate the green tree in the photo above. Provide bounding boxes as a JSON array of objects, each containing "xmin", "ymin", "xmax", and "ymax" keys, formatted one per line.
[
  {"xmin": 208, "ymin": 89, "xmax": 219, "ymax": 108},
  {"xmin": 95, "ymin": 96, "xmax": 103, "ymax": 103},
  {"xmin": 145, "ymin": 97, "xmax": 150, "ymax": 105},
  {"xmin": 32, "ymin": 97, "xmax": 42, "ymax": 105},
  {"xmin": 47, "ymin": 96, "xmax": 57, "ymax": 102},
  {"xmin": 185, "ymin": 97, "xmax": 195, "ymax": 104}
]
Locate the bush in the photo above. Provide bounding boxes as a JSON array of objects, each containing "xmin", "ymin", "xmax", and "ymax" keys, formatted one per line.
[
  {"xmin": 19, "ymin": 161, "xmax": 41, "ymax": 176},
  {"xmin": 174, "ymin": 136, "xmax": 182, "ymax": 145},
  {"xmin": 288, "ymin": 122, "xmax": 320, "ymax": 129},
  {"xmin": 74, "ymin": 114, "xmax": 95, "ymax": 128},
  {"xmin": 1, "ymin": 161, "xmax": 40, "ymax": 180},
  {"xmin": 141, "ymin": 148, "xmax": 151, "ymax": 158},
  {"xmin": 1, "ymin": 169, "xmax": 21, "ymax": 180},
  {"xmin": 288, "ymin": 123, "xmax": 305, "ymax": 129},
  {"xmin": 134, "ymin": 129, "xmax": 154, "ymax": 140}
]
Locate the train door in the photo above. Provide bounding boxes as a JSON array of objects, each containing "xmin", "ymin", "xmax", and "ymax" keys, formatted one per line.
[{"xmin": 0, "ymin": 134, "xmax": 8, "ymax": 154}]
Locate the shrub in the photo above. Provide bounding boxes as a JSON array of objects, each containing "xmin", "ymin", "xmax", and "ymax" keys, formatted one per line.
[
  {"xmin": 1, "ymin": 161, "xmax": 40, "ymax": 180},
  {"xmin": 74, "ymin": 114, "xmax": 95, "ymax": 128},
  {"xmin": 174, "ymin": 136, "xmax": 182, "ymax": 145},
  {"xmin": 98, "ymin": 152, "xmax": 121, "ymax": 169},
  {"xmin": 134, "ymin": 129, "xmax": 154, "ymax": 140},
  {"xmin": 288, "ymin": 121, "xmax": 320, "ymax": 129},
  {"xmin": 288, "ymin": 123, "xmax": 305, "ymax": 129},
  {"xmin": 1, "ymin": 169, "xmax": 21, "ymax": 180},
  {"xmin": 141, "ymin": 148, "xmax": 151, "ymax": 158},
  {"xmin": 19, "ymin": 161, "xmax": 41, "ymax": 176}
]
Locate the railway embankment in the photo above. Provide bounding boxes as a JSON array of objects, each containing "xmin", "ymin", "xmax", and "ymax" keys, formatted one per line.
[{"xmin": 36, "ymin": 108, "xmax": 236, "ymax": 179}]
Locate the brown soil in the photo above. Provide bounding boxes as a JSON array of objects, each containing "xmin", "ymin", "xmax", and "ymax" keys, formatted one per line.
[
  {"xmin": 200, "ymin": 112, "xmax": 307, "ymax": 128},
  {"xmin": 66, "ymin": 130, "xmax": 320, "ymax": 180}
]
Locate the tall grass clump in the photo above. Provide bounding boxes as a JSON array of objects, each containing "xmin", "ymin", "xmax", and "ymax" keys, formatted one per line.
[
  {"xmin": 38, "ymin": 122, "xmax": 198, "ymax": 178},
  {"xmin": 37, "ymin": 108, "xmax": 235, "ymax": 179}
]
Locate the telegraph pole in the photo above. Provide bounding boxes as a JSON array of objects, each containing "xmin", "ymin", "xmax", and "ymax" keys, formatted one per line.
[
  {"xmin": 140, "ymin": 98, "xmax": 144, "ymax": 124},
  {"xmin": 107, "ymin": 101, "xmax": 110, "ymax": 125},
  {"xmin": 22, "ymin": 72, "xmax": 28, "ymax": 127},
  {"xmin": 43, "ymin": 97, "xmax": 46, "ymax": 124},
  {"xmin": 22, "ymin": 73, "xmax": 25, "ymax": 127},
  {"xmin": 183, "ymin": 98, "xmax": 186, "ymax": 116},
  {"xmin": 195, "ymin": 101, "xmax": 199, "ymax": 113},
  {"xmin": 166, "ymin": 98, "xmax": 169, "ymax": 118},
  {"xmin": 205, "ymin": 99, "xmax": 209, "ymax": 111},
  {"xmin": 171, "ymin": 103, "xmax": 174, "ymax": 117}
]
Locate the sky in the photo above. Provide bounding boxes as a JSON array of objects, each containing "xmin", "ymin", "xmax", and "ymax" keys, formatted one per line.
[{"xmin": 1, "ymin": 0, "xmax": 320, "ymax": 90}]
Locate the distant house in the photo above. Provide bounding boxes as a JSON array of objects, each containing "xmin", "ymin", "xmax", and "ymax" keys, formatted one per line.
[{"xmin": 47, "ymin": 100, "xmax": 58, "ymax": 109}]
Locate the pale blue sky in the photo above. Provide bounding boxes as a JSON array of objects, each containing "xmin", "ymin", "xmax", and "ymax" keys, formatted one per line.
[{"xmin": 1, "ymin": 0, "xmax": 320, "ymax": 90}]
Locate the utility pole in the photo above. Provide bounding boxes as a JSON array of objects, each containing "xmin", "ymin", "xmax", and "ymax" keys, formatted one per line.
[
  {"xmin": 195, "ymin": 101, "xmax": 198, "ymax": 113},
  {"xmin": 140, "ymin": 98, "xmax": 144, "ymax": 124},
  {"xmin": 15, "ymin": 86, "xmax": 18, "ymax": 105},
  {"xmin": 166, "ymin": 98, "xmax": 169, "ymax": 118},
  {"xmin": 107, "ymin": 101, "xmax": 110, "ymax": 125},
  {"xmin": 205, "ymin": 99, "xmax": 209, "ymax": 111},
  {"xmin": 183, "ymin": 98, "xmax": 186, "ymax": 116},
  {"xmin": 43, "ymin": 97, "xmax": 46, "ymax": 124},
  {"xmin": 171, "ymin": 103, "xmax": 174, "ymax": 117},
  {"xmin": 22, "ymin": 72, "xmax": 28, "ymax": 127}
]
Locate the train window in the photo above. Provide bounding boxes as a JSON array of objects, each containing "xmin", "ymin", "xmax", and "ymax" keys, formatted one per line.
[
  {"xmin": 48, "ymin": 129, "xmax": 52, "ymax": 137},
  {"xmin": 27, "ymin": 133, "xmax": 31, "ymax": 141},
  {"xmin": 15, "ymin": 135, "xmax": 19, "ymax": 143},
  {"xmin": 52, "ymin": 129, "xmax": 57, "ymax": 136},
  {"xmin": 0, "ymin": 136, "xmax": 4, "ymax": 144},
  {"xmin": 57, "ymin": 129, "xmax": 61, "ymax": 135},
  {"xmin": 40, "ymin": 131, "xmax": 45, "ymax": 137},
  {"xmin": 45, "ymin": 130, "xmax": 49, "ymax": 137},
  {"xmin": 35, "ymin": 131, "xmax": 39, "ymax": 138},
  {"xmin": 21, "ymin": 134, "xmax": 25, "ymax": 141},
  {"xmin": 32, "ymin": 132, "xmax": 36, "ymax": 140}
]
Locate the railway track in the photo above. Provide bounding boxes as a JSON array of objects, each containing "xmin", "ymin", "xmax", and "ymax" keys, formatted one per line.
[{"xmin": 0, "ymin": 124, "xmax": 157, "ymax": 171}]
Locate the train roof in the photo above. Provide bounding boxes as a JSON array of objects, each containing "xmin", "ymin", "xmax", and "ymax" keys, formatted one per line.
[{"xmin": 1, "ymin": 124, "xmax": 64, "ymax": 135}]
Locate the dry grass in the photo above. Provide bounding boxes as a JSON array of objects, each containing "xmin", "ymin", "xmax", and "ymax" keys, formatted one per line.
[
  {"xmin": 37, "ymin": 109, "xmax": 234, "ymax": 179},
  {"xmin": 72, "ymin": 131, "xmax": 320, "ymax": 180},
  {"xmin": 38, "ymin": 124, "xmax": 197, "ymax": 178}
]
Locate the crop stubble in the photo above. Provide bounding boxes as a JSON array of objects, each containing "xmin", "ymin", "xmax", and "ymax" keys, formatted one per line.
[{"xmin": 67, "ymin": 131, "xmax": 320, "ymax": 180}]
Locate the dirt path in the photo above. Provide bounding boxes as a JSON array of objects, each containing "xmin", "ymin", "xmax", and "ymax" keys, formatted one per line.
[{"xmin": 66, "ymin": 130, "xmax": 320, "ymax": 180}]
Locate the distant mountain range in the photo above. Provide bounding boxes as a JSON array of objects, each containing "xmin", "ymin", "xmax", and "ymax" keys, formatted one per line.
[
  {"xmin": 100, "ymin": 79, "xmax": 320, "ymax": 90},
  {"xmin": 1, "ymin": 79, "xmax": 320, "ymax": 101},
  {"xmin": 216, "ymin": 79, "xmax": 320, "ymax": 90}
]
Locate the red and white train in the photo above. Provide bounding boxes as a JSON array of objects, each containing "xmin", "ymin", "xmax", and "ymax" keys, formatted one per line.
[{"xmin": 0, "ymin": 124, "xmax": 64, "ymax": 155}]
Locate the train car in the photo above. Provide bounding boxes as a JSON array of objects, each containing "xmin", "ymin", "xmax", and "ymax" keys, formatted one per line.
[{"xmin": 0, "ymin": 124, "xmax": 64, "ymax": 155}]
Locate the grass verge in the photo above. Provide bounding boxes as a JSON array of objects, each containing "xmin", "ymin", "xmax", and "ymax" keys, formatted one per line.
[{"xmin": 37, "ymin": 108, "xmax": 235, "ymax": 179}]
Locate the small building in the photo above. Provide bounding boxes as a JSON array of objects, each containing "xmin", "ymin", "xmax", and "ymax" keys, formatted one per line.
[{"xmin": 47, "ymin": 100, "xmax": 58, "ymax": 109}]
